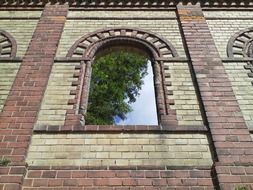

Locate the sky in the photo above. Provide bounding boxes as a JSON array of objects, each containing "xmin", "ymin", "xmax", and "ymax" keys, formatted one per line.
[{"xmin": 115, "ymin": 61, "xmax": 158, "ymax": 125}]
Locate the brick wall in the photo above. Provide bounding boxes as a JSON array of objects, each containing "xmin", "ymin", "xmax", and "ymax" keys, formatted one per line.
[
  {"xmin": 224, "ymin": 61, "xmax": 253, "ymax": 130},
  {"xmin": 177, "ymin": 4, "xmax": 253, "ymax": 189},
  {"xmin": 0, "ymin": 11, "xmax": 41, "ymax": 114},
  {"xmin": 204, "ymin": 10, "xmax": 253, "ymax": 58},
  {"xmin": 57, "ymin": 11, "xmax": 186, "ymax": 57},
  {"xmin": 0, "ymin": 11, "xmax": 41, "ymax": 57},
  {"xmin": 0, "ymin": 5, "xmax": 68, "ymax": 190},
  {"xmin": 0, "ymin": 2, "xmax": 253, "ymax": 190},
  {"xmin": 35, "ymin": 62, "xmax": 79, "ymax": 127},
  {"xmin": 22, "ymin": 169, "xmax": 215, "ymax": 189},
  {"xmin": 27, "ymin": 134, "xmax": 212, "ymax": 167},
  {"xmin": 203, "ymin": 11, "xmax": 253, "ymax": 131},
  {"xmin": 46, "ymin": 10, "xmax": 204, "ymax": 127},
  {"xmin": 0, "ymin": 63, "xmax": 20, "ymax": 112},
  {"xmin": 165, "ymin": 61, "xmax": 203, "ymax": 125}
]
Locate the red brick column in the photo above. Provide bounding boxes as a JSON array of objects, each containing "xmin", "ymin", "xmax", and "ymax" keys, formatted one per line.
[
  {"xmin": 177, "ymin": 4, "xmax": 253, "ymax": 190},
  {"xmin": 0, "ymin": 5, "xmax": 68, "ymax": 190}
]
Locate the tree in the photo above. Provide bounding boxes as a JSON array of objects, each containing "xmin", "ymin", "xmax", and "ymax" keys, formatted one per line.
[{"xmin": 85, "ymin": 50, "xmax": 148, "ymax": 125}]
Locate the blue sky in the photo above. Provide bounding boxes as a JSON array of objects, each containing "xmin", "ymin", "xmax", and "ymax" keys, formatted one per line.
[{"xmin": 115, "ymin": 61, "xmax": 158, "ymax": 125}]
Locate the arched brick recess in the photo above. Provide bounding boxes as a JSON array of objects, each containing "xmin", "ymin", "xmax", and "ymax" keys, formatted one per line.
[
  {"xmin": 227, "ymin": 27, "xmax": 253, "ymax": 58},
  {"xmin": 64, "ymin": 27, "xmax": 180, "ymax": 126},
  {"xmin": 0, "ymin": 30, "xmax": 17, "ymax": 58},
  {"xmin": 227, "ymin": 28, "xmax": 253, "ymax": 79}
]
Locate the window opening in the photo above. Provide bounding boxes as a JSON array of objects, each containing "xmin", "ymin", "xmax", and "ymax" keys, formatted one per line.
[
  {"xmin": 85, "ymin": 50, "xmax": 158, "ymax": 125},
  {"xmin": 115, "ymin": 60, "xmax": 158, "ymax": 125}
]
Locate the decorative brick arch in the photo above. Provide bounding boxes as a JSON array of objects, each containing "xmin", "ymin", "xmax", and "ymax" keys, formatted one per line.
[
  {"xmin": 67, "ymin": 27, "xmax": 179, "ymax": 59},
  {"xmin": 227, "ymin": 27, "xmax": 253, "ymax": 58},
  {"xmin": 0, "ymin": 30, "xmax": 17, "ymax": 58},
  {"xmin": 66, "ymin": 28, "xmax": 179, "ymax": 126}
]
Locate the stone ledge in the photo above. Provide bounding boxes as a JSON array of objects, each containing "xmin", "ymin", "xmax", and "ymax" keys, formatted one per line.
[{"xmin": 33, "ymin": 124, "xmax": 208, "ymax": 133}]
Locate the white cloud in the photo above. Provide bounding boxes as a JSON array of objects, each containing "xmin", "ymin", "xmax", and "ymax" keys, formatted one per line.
[{"xmin": 116, "ymin": 61, "xmax": 158, "ymax": 125}]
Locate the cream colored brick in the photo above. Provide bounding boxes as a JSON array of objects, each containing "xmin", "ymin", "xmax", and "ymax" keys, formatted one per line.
[
  {"xmin": 184, "ymin": 159, "xmax": 198, "ymax": 166},
  {"xmin": 122, "ymin": 152, "xmax": 136, "ymax": 159},
  {"xmin": 109, "ymin": 152, "xmax": 121, "ymax": 158},
  {"xmin": 82, "ymin": 152, "xmax": 96, "ymax": 158},
  {"xmin": 205, "ymin": 15, "xmax": 253, "ymax": 57},
  {"xmin": 85, "ymin": 139, "xmax": 97, "ymax": 144},
  {"xmin": 63, "ymin": 146, "xmax": 85, "ymax": 152},
  {"xmin": 96, "ymin": 152, "xmax": 109, "ymax": 159},
  {"xmin": 90, "ymin": 146, "xmax": 103, "ymax": 151},
  {"xmin": 175, "ymin": 152, "xmax": 189, "ymax": 159},
  {"xmin": 111, "ymin": 139, "xmax": 124, "ymax": 144},
  {"xmin": 129, "ymin": 160, "xmax": 143, "ymax": 165},
  {"xmin": 68, "ymin": 10, "xmax": 176, "ymax": 18},
  {"xmin": 27, "ymin": 134, "xmax": 213, "ymax": 167},
  {"xmin": 224, "ymin": 62, "xmax": 253, "ymax": 129},
  {"xmin": 115, "ymin": 160, "xmax": 128, "ymax": 166},
  {"xmin": 35, "ymin": 62, "xmax": 79, "ymax": 127},
  {"xmin": 142, "ymin": 145, "xmax": 156, "ymax": 151},
  {"xmin": 0, "ymin": 19, "xmax": 39, "ymax": 56},
  {"xmin": 0, "ymin": 63, "xmax": 20, "ymax": 112},
  {"xmin": 104, "ymin": 146, "xmax": 117, "ymax": 151},
  {"xmin": 0, "ymin": 11, "xmax": 41, "ymax": 18},
  {"xmin": 116, "ymin": 145, "xmax": 130, "ymax": 151},
  {"xmin": 129, "ymin": 145, "xmax": 142, "ymax": 152},
  {"xmin": 57, "ymin": 15, "xmax": 186, "ymax": 57},
  {"xmin": 97, "ymin": 139, "xmax": 110, "ymax": 144},
  {"xmin": 88, "ymin": 160, "xmax": 102, "ymax": 166}
]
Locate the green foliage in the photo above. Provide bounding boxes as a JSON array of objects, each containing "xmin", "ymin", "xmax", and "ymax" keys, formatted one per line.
[
  {"xmin": 235, "ymin": 186, "xmax": 248, "ymax": 190},
  {"xmin": 86, "ymin": 51, "xmax": 148, "ymax": 125},
  {"xmin": 0, "ymin": 158, "xmax": 11, "ymax": 166}
]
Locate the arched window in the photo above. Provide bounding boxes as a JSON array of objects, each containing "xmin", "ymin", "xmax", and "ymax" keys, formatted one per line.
[
  {"xmin": 0, "ymin": 30, "xmax": 17, "ymax": 58},
  {"xmin": 67, "ymin": 28, "xmax": 178, "ymax": 125},
  {"xmin": 227, "ymin": 27, "xmax": 253, "ymax": 58}
]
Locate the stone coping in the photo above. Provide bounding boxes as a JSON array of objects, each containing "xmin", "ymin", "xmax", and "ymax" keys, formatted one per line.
[{"xmin": 0, "ymin": 0, "xmax": 252, "ymax": 7}]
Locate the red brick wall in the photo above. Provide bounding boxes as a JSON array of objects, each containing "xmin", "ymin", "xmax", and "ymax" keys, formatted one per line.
[
  {"xmin": 0, "ymin": 4, "xmax": 68, "ymax": 190},
  {"xmin": 23, "ymin": 169, "xmax": 215, "ymax": 190},
  {"xmin": 177, "ymin": 3, "xmax": 253, "ymax": 190}
]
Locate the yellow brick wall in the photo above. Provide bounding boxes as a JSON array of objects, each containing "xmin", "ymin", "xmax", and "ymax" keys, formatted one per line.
[
  {"xmin": 223, "ymin": 62, "xmax": 253, "ymax": 130},
  {"xmin": 35, "ymin": 62, "xmax": 79, "ymax": 127},
  {"xmin": 204, "ymin": 11, "xmax": 253, "ymax": 58},
  {"xmin": 27, "ymin": 134, "xmax": 213, "ymax": 167},
  {"xmin": 68, "ymin": 10, "xmax": 176, "ymax": 18},
  {"xmin": 165, "ymin": 62, "xmax": 203, "ymax": 125},
  {"xmin": 56, "ymin": 10, "xmax": 186, "ymax": 57},
  {"xmin": 0, "ymin": 11, "xmax": 41, "ymax": 57},
  {"xmin": 0, "ymin": 63, "xmax": 20, "ymax": 111}
]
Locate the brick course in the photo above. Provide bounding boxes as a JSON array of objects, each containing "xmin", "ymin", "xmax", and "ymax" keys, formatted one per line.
[
  {"xmin": 23, "ymin": 169, "xmax": 215, "ymax": 189},
  {"xmin": 27, "ymin": 134, "xmax": 213, "ymax": 167}
]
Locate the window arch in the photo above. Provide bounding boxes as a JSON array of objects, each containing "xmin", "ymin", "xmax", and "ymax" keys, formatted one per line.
[
  {"xmin": 0, "ymin": 30, "xmax": 17, "ymax": 58},
  {"xmin": 227, "ymin": 27, "xmax": 253, "ymax": 58},
  {"xmin": 67, "ymin": 27, "xmax": 179, "ymax": 125},
  {"xmin": 67, "ymin": 27, "xmax": 178, "ymax": 59}
]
